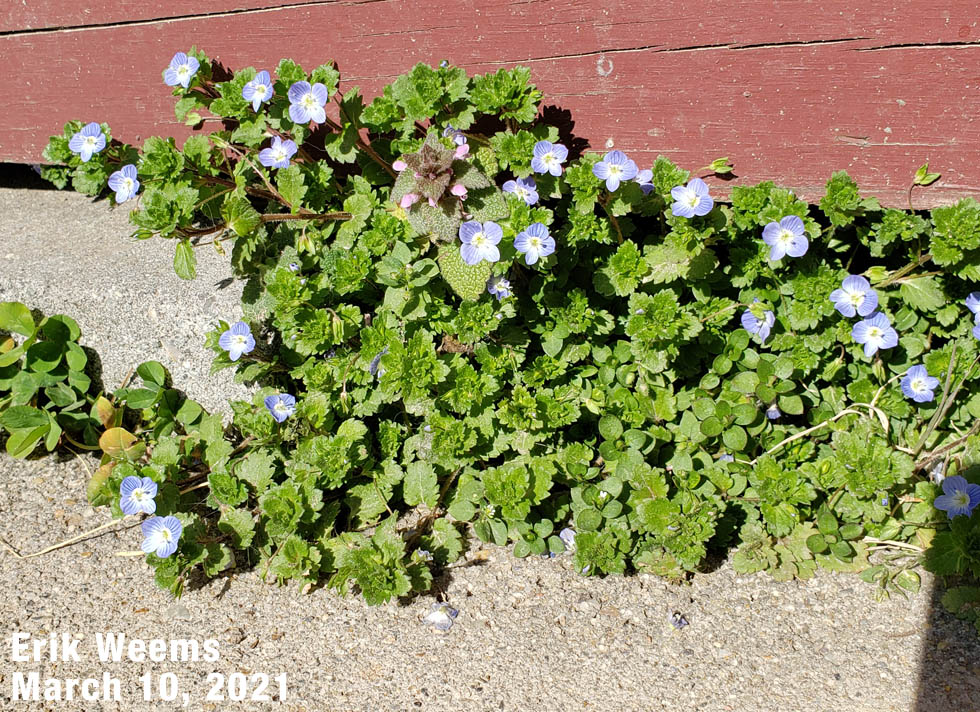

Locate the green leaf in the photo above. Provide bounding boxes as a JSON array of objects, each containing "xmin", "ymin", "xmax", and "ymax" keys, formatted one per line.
[
  {"xmin": 0, "ymin": 405, "xmax": 49, "ymax": 430},
  {"xmin": 276, "ymin": 165, "xmax": 308, "ymax": 210},
  {"xmin": 218, "ymin": 508, "xmax": 256, "ymax": 548},
  {"xmin": 899, "ymin": 276, "xmax": 944, "ymax": 312},
  {"xmin": 137, "ymin": 361, "xmax": 168, "ymax": 388},
  {"xmin": 404, "ymin": 461, "xmax": 439, "ymax": 508},
  {"xmin": 5, "ymin": 425, "xmax": 48, "ymax": 458},
  {"xmin": 222, "ymin": 196, "xmax": 262, "ymax": 237},
  {"xmin": 438, "ymin": 245, "xmax": 491, "ymax": 301},
  {"xmin": 0, "ymin": 302, "xmax": 35, "ymax": 336},
  {"xmin": 174, "ymin": 239, "xmax": 197, "ymax": 280},
  {"xmin": 914, "ymin": 163, "xmax": 941, "ymax": 186}
]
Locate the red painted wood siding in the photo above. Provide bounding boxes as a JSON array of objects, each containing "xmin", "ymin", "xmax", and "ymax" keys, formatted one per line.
[{"xmin": 3, "ymin": 1, "xmax": 980, "ymax": 206}]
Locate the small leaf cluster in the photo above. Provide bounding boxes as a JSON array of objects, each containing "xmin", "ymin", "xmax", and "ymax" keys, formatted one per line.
[
  {"xmin": 0, "ymin": 302, "xmax": 106, "ymax": 457},
  {"xmin": 37, "ymin": 55, "xmax": 980, "ymax": 614}
]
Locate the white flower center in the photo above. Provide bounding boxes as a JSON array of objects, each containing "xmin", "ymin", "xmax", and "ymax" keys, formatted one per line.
[
  {"xmin": 778, "ymin": 229, "xmax": 795, "ymax": 245},
  {"xmin": 121, "ymin": 177, "xmax": 134, "ymax": 192},
  {"xmin": 543, "ymin": 153, "xmax": 556, "ymax": 166},
  {"xmin": 273, "ymin": 148, "xmax": 288, "ymax": 162},
  {"xmin": 233, "ymin": 334, "xmax": 247, "ymax": 347},
  {"xmin": 132, "ymin": 488, "xmax": 147, "ymax": 502},
  {"xmin": 953, "ymin": 492, "xmax": 969, "ymax": 507},
  {"xmin": 255, "ymin": 83, "xmax": 267, "ymax": 95},
  {"xmin": 911, "ymin": 378, "xmax": 926, "ymax": 393},
  {"xmin": 472, "ymin": 232, "xmax": 486, "ymax": 247},
  {"xmin": 868, "ymin": 327, "xmax": 881, "ymax": 340},
  {"xmin": 274, "ymin": 402, "xmax": 289, "ymax": 415},
  {"xmin": 529, "ymin": 237, "xmax": 542, "ymax": 249},
  {"xmin": 177, "ymin": 66, "xmax": 189, "ymax": 77},
  {"xmin": 84, "ymin": 136, "xmax": 97, "ymax": 147},
  {"xmin": 608, "ymin": 164, "xmax": 622, "ymax": 177},
  {"xmin": 302, "ymin": 93, "xmax": 317, "ymax": 109},
  {"xmin": 848, "ymin": 291, "xmax": 865, "ymax": 306},
  {"xmin": 687, "ymin": 191, "xmax": 699, "ymax": 208},
  {"xmin": 516, "ymin": 187, "xmax": 527, "ymax": 199},
  {"xmin": 160, "ymin": 529, "xmax": 172, "ymax": 542}
]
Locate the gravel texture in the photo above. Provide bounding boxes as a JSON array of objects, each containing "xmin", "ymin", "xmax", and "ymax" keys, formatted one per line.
[{"xmin": 1, "ymin": 168, "xmax": 979, "ymax": 712}]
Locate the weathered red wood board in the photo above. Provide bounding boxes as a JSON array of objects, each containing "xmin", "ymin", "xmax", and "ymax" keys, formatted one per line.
[{"xmin": 3, "ymin": 1, "xmax": 980, "ymax": 206}]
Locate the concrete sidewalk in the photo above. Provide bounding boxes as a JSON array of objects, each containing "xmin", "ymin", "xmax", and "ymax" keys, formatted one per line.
[{"xmin": 0, "ymin": 167, "xmax": 977, "ymax": 712}]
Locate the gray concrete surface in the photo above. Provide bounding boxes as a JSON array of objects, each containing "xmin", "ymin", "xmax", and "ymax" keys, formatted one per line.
[{"xmin": 1, "ymin": 168, "xmax": 978, "ymax": 712}]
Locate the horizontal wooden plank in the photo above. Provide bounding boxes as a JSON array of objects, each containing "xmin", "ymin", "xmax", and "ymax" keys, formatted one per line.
[{"xmin": 4, "ymin": 1, "xmax": 980, "ymax": 206}]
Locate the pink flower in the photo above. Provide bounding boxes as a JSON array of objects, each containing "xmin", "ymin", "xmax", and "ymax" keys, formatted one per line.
[{"xmin": 400, "ymin": 193, "xmax": 420, "ymax": 209}]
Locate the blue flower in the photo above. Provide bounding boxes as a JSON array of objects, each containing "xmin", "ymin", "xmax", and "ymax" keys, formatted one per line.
[
  {"xmin": 369, "ymin": 347, "xmax": 388, "ymax": 378},
  {"xmin": 140, "ymin": 515, "xmax": 182, "ymax": 558},
  {"xmin": 287, "ymin": 81, "xmax": 328, "ymax": 124},
  {"xmin": 119, "ymin": 476, "xmax": 157, "ymax": 515},
  {"xmin": 514, "ymin": 222, "xmax": 556, "ymax": 265},
  {"xmin": 974, "ymin": 314, "xmax": 980, "ymax": 341},
  {"xmin": 966, "ymin": 292, "xmax": 980, "ymax": 315},
  {"xmin": 933, "ymin": 475, "xmax": 980, "ymax": 519},
  {"xmin": 442, "ymin": 124, "xmax": 467, "ymax": 146},
  {"xmin": 487, "ymin": 275, "xmax": 512, "ymax": 301},
  {"xmin": 531, "ymin": 141, "xmax": 568, "ymax": 176},
  {"xmin": 762, "ymin": 215, "xmax": 808, "ymax": 260},
  {"xmin": 740, "ymin": 302, "xmax": 776, "ymax": 345},
  {"xmin": 670, "ymin": 178, "xmax": 714, "ymax": 218},
  {"xmin": 242, "ymin": 70, "xmax": 274, "ymax": 112},
  {"xmin": 163, "ymin": 52, "xmax": 200, "ymax": 89},
  {"xmin": 502, "ymin": 177, "xmax": 538, "ymax": 205},
  {"xmin": 459, "ymin": 221, "xmax": 502, "ymax": 266},
  {"xmin": 766, "ymin": 404, "xmax": 781, "ymax": 420},
  {"xmin": 852, "ymin": 312, "xmax": 898, "ymax": 357},
  {"xmin": 592, "ymin": 150, "xmax": 638, "ymax": 192},
  {"xmin": 107, "ymin": 164, "xmax": 140, "ymax": 203},
  {"xmin": 264, "ymin": 393, "xmax": 296, "ymax": 423},
  {"xmin": 830, "ymin": 275, "xmax": 878, "ymax": 317},
  {"xmin": 258, "ymin": 136, "xmax": 298, "ymax": 169},
  {"xmin": 218, "ymin": 321, "xmax": 256, "ymax": 361},
  {"xmin": 68, "ymin": 123, "xmax": 106, "ymax": 163},
  {"xmin": 719, "ymin": 453, "xmax": 735, "ymax": 463},
  {"xmin": 635, "ymin": 169, "xmax": 653, "ymax": 195},
  {"xmin": 558, "ymin": 527, "xmax": 576, "ymax": 551},
  {"xmin": 423, "ymin": 602, "xmax": 459, "ymax": 631},
  {"xmin": 901, "ymin": 365, "xmax": 940, "ymax": 403}
]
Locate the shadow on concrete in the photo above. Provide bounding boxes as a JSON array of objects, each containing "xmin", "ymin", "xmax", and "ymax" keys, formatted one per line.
[
  {"xmin": 0, "ymin": 163, "xmax": 58, "ymax": 190},
  {"xmin": 915, "ymin": 576, "xmax": 980, "ymax": 711}
]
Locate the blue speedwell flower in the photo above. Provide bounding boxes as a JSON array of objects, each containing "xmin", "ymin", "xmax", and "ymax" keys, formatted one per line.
[
  {"xmin": 287, "ymin": 81, "xmax": 328, "ymax": 124},
  {"xmin": 459, "ymin": 221, "xmax": 502, "ymax": 266},
  {"xmin": 514, "ymin": 222, "xmax": 556, "ymax": 265},
  {"xmin": 487, "ymin": 275, "xmax": 512, "ymax": 301},
  {"xmin": 163, "ymin": 52, "xmax": 200, "ymax": 89},
  {"xmin": 974, "ymin": 313, "xmax": 980, "ymax": 341},
  {"xmin": 107, "ymin": 165, "xmax": 140, "ymax": 203},
  {"xmin": 852, "ymin": 312, "xmax": 898, "ymax": 357},
  {"xmin": 502, "ymin": 177, "xmax": 538, "ymax": 205},
  {"xmin": 219, "ymin": 321, "xmax": 256, "ymax": 361},
  {"xmin": 762, "ymin": 215, "xmax": 808, "ymax": 260},
  {"xmin": 740, "ymin": 302, "xmax": 776, "ymax": 345},
  {"xmin": 670, "ymin": 178, "xmax": 714, "ymax": 218},
  {"xmin": 119, "ymin": 476, "xmax": 157, "ymax": 515},
  {"xmin": 423, "ymin": 602, "xmax": 459, "ymax": 631},
  {"xmin": 830, "ymin": 275, "xmax": 878, "ymax": 317},
  {"xmin": 531, "ymin": 141, "xmax": 568, "ymax": 177},
  {"xmin": 592, "ymin": 150, "xmax": 638, "ymax": 192},
  {"xmin": 901, "ymin": 365, "xmax": 940, "ymax": 403},
  {"xmin": 933, "ymin": 475, "xmax": 980, "ymax": 519},
  {"xmin": 258, "ymin": 136, "xmax": 298, "ymax": 169},
  {"xmin": 242, "ymin": 70, "xmax": 274, "ymax": 112},
  {"xmin": 369, "ymin": 346, "xmax": 388, "ymax": 378},
  {"xmin": 442, "ymin": 124, "xmax": 467, "ymax": 146},
  {"xmin": 141, "ymin": 516, "xmax": 182, "ymax": 558},
  {"xmin": 68, "ymin": 123, "xmax": 106, "ymax": 163},
  {"xmin": 966, "ymin": 292, "xmax": 980, "ymax": 315},
  {"xmin": 635, "ymin": 169, "xmax": 653, "ymax": 195},
  {"xmin": 766, "ymin": 404, "xmax": 781, "ymax": 420},
  {"xmin": 558, "ymin": 527, "xmax": 577, "ymax": 551},
  {"xmin": 264, "ymin": 393, "xmax": 296, "ymax": 423}
]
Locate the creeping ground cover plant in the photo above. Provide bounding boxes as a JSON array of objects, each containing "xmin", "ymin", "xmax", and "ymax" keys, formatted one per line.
[{"xmin": 30, "ymin": 50, "xmax": 980, "ymax": 625}]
